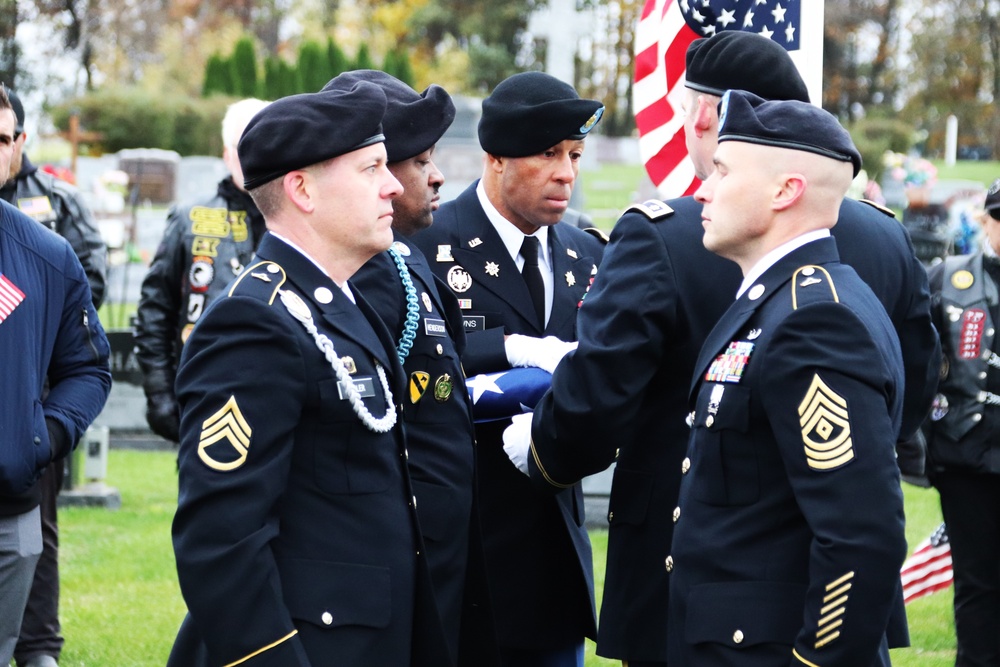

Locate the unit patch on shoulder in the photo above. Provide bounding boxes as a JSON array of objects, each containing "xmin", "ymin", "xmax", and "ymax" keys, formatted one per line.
[
  {"xmin": 197, "ymin": 395, "xmax": 252, "ymax": 471},
  {"xmin": 859, "ymin": 199, "xmax": 896, "ymax": 218},
  {"xmin": 626, "ymin": 199, "xmax": 674, "ymax": 222},
  {"xmin": 798, "ymin": 374, "xmax": 854, "ymax": 471}
]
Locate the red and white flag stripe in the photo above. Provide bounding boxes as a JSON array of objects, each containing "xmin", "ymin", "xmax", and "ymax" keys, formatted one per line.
[
  {"xmin": 633, "ymin": 0, "xmax": 699, "ymax": 198},
  {"xmin": 900, "ymin": 523, "xmax": 953, "ymax": 604},
  {"xmin": 0, "ymin": 273, "xmax": 26, "ymax": 323}
]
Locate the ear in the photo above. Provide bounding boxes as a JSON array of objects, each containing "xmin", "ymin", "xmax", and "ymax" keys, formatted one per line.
[
  {"xmin": 283, "ymin": 170, "xmax": 315, "ymax": 214},
  {"xmin": 772, "ymin": 173, "xmax": 807, "ymax": 212},
  {"xmin": 485, "ymin": 153, "xmax": 505, "ymax": 174},
  {"xmin": 694, "ymin": 95, "xmax": 717, "ymax": 137}
]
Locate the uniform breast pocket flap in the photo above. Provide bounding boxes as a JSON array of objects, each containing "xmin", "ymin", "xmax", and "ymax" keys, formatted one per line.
[
  {"xmin": 279, "ymin": 559, "xmax": 391, "ymax": 630},
  {"xmin": 686, "ymin": 580, "xmax": 806, "ymax": 647}
]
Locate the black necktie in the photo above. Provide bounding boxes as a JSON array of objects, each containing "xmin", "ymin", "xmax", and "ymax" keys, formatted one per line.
[{"xmin": 520, "ymin": 235, "xmax": 545, "ymax": 326}]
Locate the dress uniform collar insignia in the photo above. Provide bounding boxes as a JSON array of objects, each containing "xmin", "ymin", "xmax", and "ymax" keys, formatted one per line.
[
  {"xmin": 469, "ymin": 237, "xmax": 483, "ymax": 248},
  {"xmin": 314, "ymin": 287, "xmax": 334, "ymax": 304},
  {"xmin": 485, "ymin": 261, "xmax": 501, "ymax": 277},
  {"xmin": 391, "ymin": 240, "xmax": 411, "ymax": 257},
  {"xmin": 748, "ymin": 284, "xmax": 765, "ymax": 300},
  {"xmin": 567, "ymin": 248, "xmax": 578, "ymax": 259},
  {"xmin": 436, "ymin": 245, "xmax": 454, "ymax": 262},
  {"xmin": 565, "ymin": 271, "xmax": 576, "ymax": 287}
]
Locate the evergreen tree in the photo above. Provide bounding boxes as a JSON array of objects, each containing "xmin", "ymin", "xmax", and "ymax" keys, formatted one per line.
[
  {"xmin": 202, "ymin": 53, "xmax": 234, "ymax": 97},
  {"xmin": 353, "ymin": 43, "xmax": 376, "ymax": 71},
  {"xmin": 263, "ymin": 56, "xmax": 283, "ymax": 100},
  {"xmin": 230, "ymin": 36, "xmax": 259, "ymax": 98},
  {"xmin": 298, "ymin": 40, "xmax": 329, "ymax": 93},
  {"xmin": 387, "ymin": 49, "xmax": 415, "ymax": 87},
  {"xmin": 326, "ymin": 37, "xmax": 349, "ymax": 78},
  {"xmin": 280, "ymin": 59, "xmax": 303, "ymax": 97}
]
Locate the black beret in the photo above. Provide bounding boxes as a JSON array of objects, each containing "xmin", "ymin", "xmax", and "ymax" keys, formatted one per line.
[
  {"xmin": 718, "ymin": 90, "xmax": 862, "ymax": 177},
  {"xmin": 238, "ymin": 82, "xmax": 387, "ymax": 190},
  {"xmin": 5, "ymin": 87, "xmax": 24, "ymax": 134},
  {"xmin": 986, "ymin": 178, "xmax": 1000, "ymax": 218},
  {"xmin": 478, "ymin": 71, "xmax": 604, "ymax": 158},
  {"xmin": 322, "ymin": 70, "xmax": 455, "ymax": 163},
  {"xmin": 685, "ymin": 31, "xmax": 810, "ymax": 103}
]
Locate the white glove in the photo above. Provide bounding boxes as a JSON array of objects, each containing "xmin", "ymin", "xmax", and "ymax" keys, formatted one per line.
[
  {"xmin": 505, "ymin": 334, "xmax": 578, "ymax": 374},
  {"xmin": 502, "ymin": 413, "xmax": 533, "ymax": 475}
]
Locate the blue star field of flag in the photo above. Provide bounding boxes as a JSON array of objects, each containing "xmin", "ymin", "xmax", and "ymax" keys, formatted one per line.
[
  {"xmin": 679, "ymin": 0, "xmax": 801, "ymax": 51},
  {"xmin": 465, "ymin": 367, "xmax": 553, "ymax": 423}
]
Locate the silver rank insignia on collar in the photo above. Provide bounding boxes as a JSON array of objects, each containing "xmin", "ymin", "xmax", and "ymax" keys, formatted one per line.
[
  {"xmin": 485, "ymin": 261, "xmax": 500, "ymax": 277},
  {"xmin": 565, "ymin": 271, "xmax": 576, "ymax": 287},
  {"xmin": 469, "ymin": 237, "xmax": 483, "ymax": 248}
]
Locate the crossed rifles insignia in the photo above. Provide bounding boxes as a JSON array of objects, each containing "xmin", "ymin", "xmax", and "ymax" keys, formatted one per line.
[{"xmin": 198, "ymin": 395, "xmax": 253, "ymax": 471}]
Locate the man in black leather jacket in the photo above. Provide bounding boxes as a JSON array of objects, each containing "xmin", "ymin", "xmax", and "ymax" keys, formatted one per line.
[
  {"xmin": 0, "ymin": 86, "xmax": 108, "ymax": 667},
  {"xmin": 134, "ymin": 98, "xmax": 269, "ymax": 443}
]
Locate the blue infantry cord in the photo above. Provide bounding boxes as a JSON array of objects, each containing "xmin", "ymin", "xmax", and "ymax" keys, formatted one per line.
[{"xmin": 387, "ymin": 245, "xmax": 420, "ymax": 366}]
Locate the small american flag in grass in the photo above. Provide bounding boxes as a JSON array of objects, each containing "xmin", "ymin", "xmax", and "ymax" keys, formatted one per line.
[{"xmin": 900, "ymin": 522, "xmax": 953, "ymax": 604}]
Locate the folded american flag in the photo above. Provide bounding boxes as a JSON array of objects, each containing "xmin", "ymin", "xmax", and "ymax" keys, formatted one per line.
[
  {"xmin": 466, "ymin": 368, "xmax": 552, "ymax": 423},
  {"xmin": 900, "ymin": 523, "xmax": 953, "ymax": 604}
]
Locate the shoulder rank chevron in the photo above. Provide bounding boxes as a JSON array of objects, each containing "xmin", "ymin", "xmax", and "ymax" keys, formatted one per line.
[{"xmin": 626, "ymin": 199, "xmax": 674, "ymax": 222}]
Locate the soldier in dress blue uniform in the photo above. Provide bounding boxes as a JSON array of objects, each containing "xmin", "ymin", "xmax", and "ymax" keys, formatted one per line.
[
  {"xmin": 503, "ymin": 31, "xmax": 935, "ymax": 667},
  {"xmin": 669, "ymin": 90, "xmax": 908, "ymax": 667},
  {"xmin": 167, "ymin": 83, "xmax": 450, "ymax": 667},
  {"xmin": 325, "ymin": 70, "xmax": 497, "ymax": 666},
  {"xmin": 411, "ymin": 71, "xmax": 605, "ymax": 667}
]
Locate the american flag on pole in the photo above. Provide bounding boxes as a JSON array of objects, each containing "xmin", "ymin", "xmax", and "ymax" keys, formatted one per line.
[
  {"xmin": 0, "ymin": 274, "xmax": 26, "ymax": 324},
  {"xmin": 900, "ymin": 523, "xmax": 953, "ymax": 604},
  {"xmin": 633, "ymin": 0, "xmax": 824, "ymax": 197}
]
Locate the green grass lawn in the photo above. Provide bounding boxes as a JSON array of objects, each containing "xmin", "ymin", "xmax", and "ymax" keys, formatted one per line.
[{"xmin": 52, "ymin": 450, "xmax": 956, "ymax": 666}]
